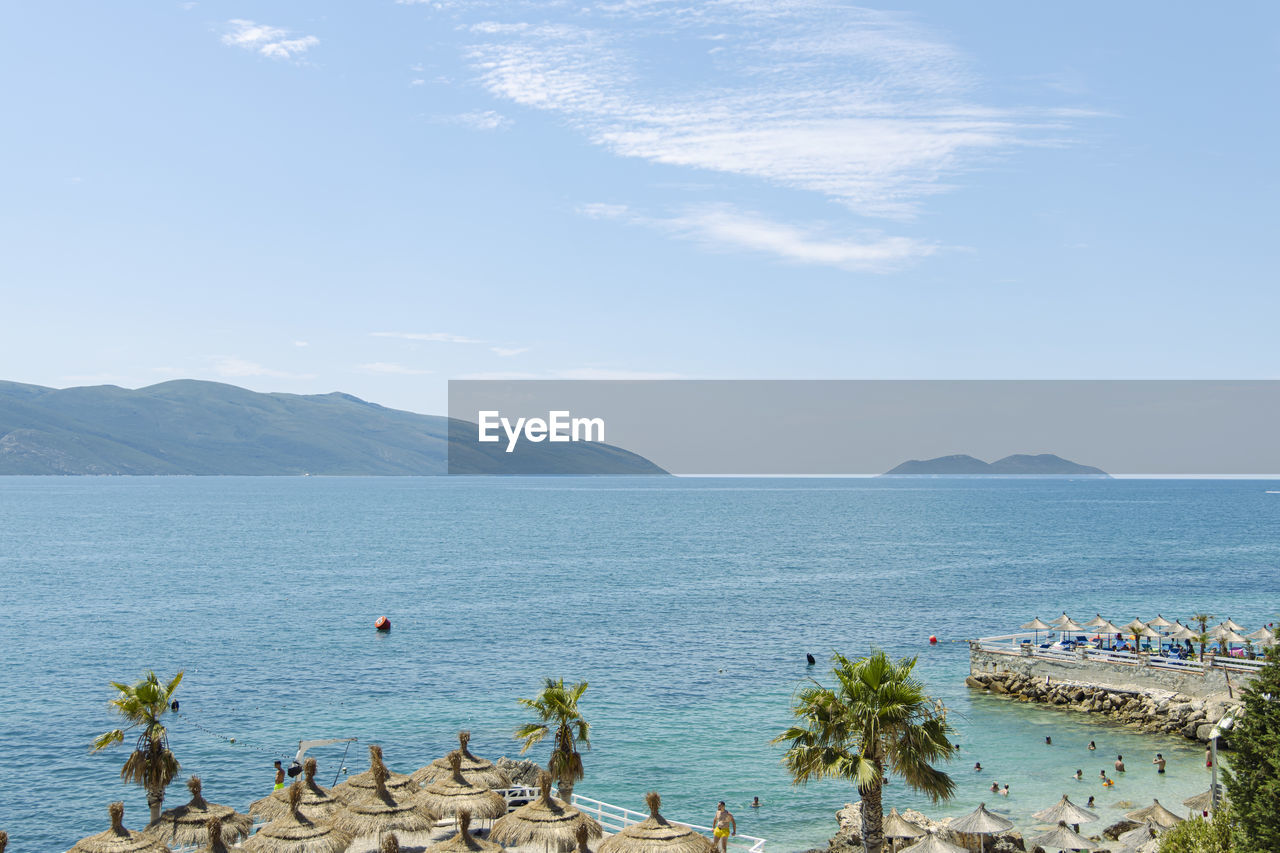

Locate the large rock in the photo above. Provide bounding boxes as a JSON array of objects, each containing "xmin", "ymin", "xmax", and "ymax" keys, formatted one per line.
[
  {"xmin": 494, "ymin": 756, "xmax": 543, "ymax": 787},
  {"xmin": 1103, "ymin": 819, "xmax": 1141, "ymax": 839}
]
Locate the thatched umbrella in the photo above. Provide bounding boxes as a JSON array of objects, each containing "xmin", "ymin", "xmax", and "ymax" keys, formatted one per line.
[
  {"xmin": 382, "ymin": 834, "xmax": 402, "ymax": 853},
  {"xmin": 241, "ymin": 782, "xmax": 354, "ymax": 853},
  {"xmin": 1032, "ymin": 795, "xmax": 1097, "ymax": 832},
  {"xmin": 1182, "ymin": 787, "xmax": 1227, "ymax": 815},
  {"xmin": 1221, "ymin": 618, "xmax": 1245, "ymax": 632},
  {"xmin": 597, "ymin": 793, "xmax": 713, "ymax": 853},
  {"xmin": 333, "ymin": 761, "xmax": 440, "ymax": 843},
  {"xmin": 1246, "ymin": 627, "xmax": 1275, "ymax": 642},
  {"xmin": 1083, "ymin": 614, "xmax": 1110, "ymax": 628},
  {"xmin": 897, "ymin": 833, "xmax": 966, "ymax": 853},
  {"xmin": 251, "ymin": 757, "xmax": 341, "ymax": 822},
  {"xmin": 69, "ymin": 803, "xmax": 170, "ymax": 853},
  {"xmin": 1116, "ymin": 821, "xmax": 1158, "ymax": 852},
  {"xmin": 194, "ymin": 816, "xmax": 234, "ymax": 853},
  {"xmin": 946, "ymin": 803, "xmax": 1013, "ymax": 853},
  {"xmin": 0, "ymin": 830, "xmax": 7, "ymax": 853},
  {"xmin": 419, "ymin": 752, "xmax": 508, "ymax": 824},
  {"xmin": 426, "ymin": 811, "xmax": 505, "ymax": 853},
  {"xmin": 1146, "ymin": 615, "xmax": 1174, "ymax": 630},
  {"xmin": 1021, "ymin": 618, "xmax": 1052, "ymax": 645},
  {"xmin": 491, "ymin": 771, "xmax": 603, "ymax": 853},
  {"xmin": 575, "ymin": 824, "xmax": 593, "ymax": 853},
  {"xmin": 144, "ymin": 776, "xmax": 253, "ymax": 848},
  {"xmin": 415, "ymin": 732, "xmax": 512, "ymax": 789},
  {"xmin": 1125, "ymin": 799, "xmax": 1184, "ymax": 830},
  {"xmin": 1048, "ymin": 612, "xmax": 1074, "ymax": 627},
  {"xmin": 882, "ymin": 808, "xmax": 924, "ymax": 852},
  {"xmin": 333, "ymin": 745, "xmax": 420, "ymax": 803},
  {"xmin": 1168, "ymin": 624, "xmax": 1198, "ymax": 641},
  {"xmin": 1027, "ymin": 821, "xmax": 1095, "ymax": 851}
]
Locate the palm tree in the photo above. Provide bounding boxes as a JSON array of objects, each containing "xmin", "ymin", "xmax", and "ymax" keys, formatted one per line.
[
  {"xmin": 1192, "ymin": 613, "xmax": 1215, "ymax": 660},
  {"xmin": 772, "ymin": 651, "xmax": 957, "ymax": 853},
  {"xmin": 91, "ymin": 670, "xmax": 184, "ymax": 823},
  {"xmin": 515, "ymin": 678, "xmax": 590, "ymax": 801}
]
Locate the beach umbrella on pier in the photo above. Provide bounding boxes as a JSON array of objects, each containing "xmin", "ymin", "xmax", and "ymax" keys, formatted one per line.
[
  {"xmin": 333, "ymin": 761, "xmax": 440, "ymax": 843},
  {"xmin": 427, "ymin": 811, "xmax": 505, "ymax": 853},
  {"xmin": 415, "ymin": 731, "xmax": 512, "ymax": 789},
  {"xmin": 1126, "ymin": 799, "xmax": 1183, "ymax": 830},
  {"xmin": 1084, "ymin": 614, "xmax": 1110, "ymax": 628},
  {"xmin": 69, "ymin": 803, "xmax": 170, "ymax": 853},
  {"xmin": 1246, "ymin": 628, "xmax": 1275, "ymax": 641},
  {"xmin": 881, "ymin": 808, "xmax": 924, "ymax": 852},
  {"xmin": 1182, "ymin": 786, "xmax": 1227, "ymax": 816},
  {"xmin": 1221, "ymin": 618, "xmax": 1245, "ymax": 632},
  {"xmin": 897, "ymin": 832, "xmax": 966, "ymax": 853},
  {"xmin": 333, "ymin": 745, "xmax": 420, "ymax": 803},
  {"xmin": 598, "ymin": 793, "xmax": 714, "ymax": 853},
  {"xmin": 419, "ymin": 751, "xmax": 508, "ymax": 825},
  {"xmin": 1021, "ymin": 618, "xmax": 1052, "ymax": 644},
  {"xmin": 946, "ymin": 803, "xmax": 1012, "ymax": 853},
  {"xmin": 491, "ymin": 770, "xmax": 603, "ymax": 852},
  {"xmin": 251, "ymin": 757, "xmax": 340, "ymax": 822},
  {"xmin": 1168, "ymin": 624, "xmax": 1198, "ymax": 640},
  {"xmin": 1093, "ymin": 620, "xmax": 1124, "ymax": 647},
  {"xmin": 1027, "ymin": 820, "xmax": 1096, "ymax": 852},
  {"xmin": 1048, "ymin": 613, "xmax": 1074, "ymax": 627},
  {"xmin": 144, "ymin": 776, "xmax": 253, "ymax": 848},
  {"xmin": 1146, "ymin": 615, "xmax": 1174, "ymax": 630},
  {"xmin": 242, "ymin": 783, "xmax": 354, "ymax": 853},
  {"xmin": 1032, "ymin": 795, "xmax": 1097, "ymax": 832}
]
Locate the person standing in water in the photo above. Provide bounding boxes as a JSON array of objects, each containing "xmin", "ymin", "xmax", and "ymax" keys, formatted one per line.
[
  {"xmin": 713, "ymin": 802, "xmax": 736, "ymax": 853},
  {"xmin": 1115, "ymin": 755, "xmax": 1125, "ymax": 772},
  {"xmin": 273, "ymin": 760, "xmax": 285, "ymax": 791},
  {"xmin": 1153, "ymin": 754, "xmax": 1166, "ymax": 774}
]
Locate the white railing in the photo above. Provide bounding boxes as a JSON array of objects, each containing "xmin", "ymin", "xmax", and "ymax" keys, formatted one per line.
[
  {"xmin": 1213, "ymin": 655, "xmax": 1267, "ymax": 672},
  {"xmin": 568, "ymin": 792, "xmax": 767, "ymax": 853},
  {"xmin": 1083, "ymin": 648, "xmax": 1139, "ymax": 665}
]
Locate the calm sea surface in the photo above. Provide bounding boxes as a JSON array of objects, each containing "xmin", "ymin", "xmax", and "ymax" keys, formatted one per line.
[{"xmin": 1, "ymin": 477, "xmax": 1278, "ymax": 850}]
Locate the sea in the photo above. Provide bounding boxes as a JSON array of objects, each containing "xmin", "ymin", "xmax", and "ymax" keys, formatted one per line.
[{"xmin": 1, "ymin": 477, "xmax": 1277, "ymax": 851}]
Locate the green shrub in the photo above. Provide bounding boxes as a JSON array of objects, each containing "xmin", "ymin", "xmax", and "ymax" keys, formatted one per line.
[{"xmin": 1156, "ymin": 808, "xmax": 1235, "ymax": 853}]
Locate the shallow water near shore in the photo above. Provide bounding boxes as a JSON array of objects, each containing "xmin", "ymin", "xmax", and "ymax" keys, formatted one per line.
[{"xmin": 1, "ymin": 477, "xmax": 1278, "ymax": 850}]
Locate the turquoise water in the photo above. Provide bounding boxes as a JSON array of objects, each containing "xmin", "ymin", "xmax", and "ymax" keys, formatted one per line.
[{"xmin": 1, "ymin": 477, "xmax": 1277, "ymax": 851}]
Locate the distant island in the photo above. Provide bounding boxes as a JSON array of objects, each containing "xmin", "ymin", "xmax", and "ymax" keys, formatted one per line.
[
  {"xmin": 881, "ymin": 453, "xmax": 1110, "ymax": 477},
  {"xmin": 0, "ymin": 379, "xmax": 667, "ymax": 476}
]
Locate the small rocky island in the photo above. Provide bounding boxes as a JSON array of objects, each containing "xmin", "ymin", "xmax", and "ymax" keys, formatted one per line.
[{"xmin": 882, "ymin": 453, "xmax": 1109, "ymax": 477}]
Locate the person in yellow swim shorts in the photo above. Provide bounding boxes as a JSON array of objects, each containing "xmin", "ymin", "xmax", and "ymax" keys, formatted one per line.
[{"xmin": 712, "ymin": 802, "xmax": 736, "ymax": 852}]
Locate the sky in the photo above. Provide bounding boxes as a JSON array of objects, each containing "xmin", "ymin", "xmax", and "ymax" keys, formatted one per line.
[{"xmin": 1, "ymin": 1, "xmax": 1277, "ymax": 415}]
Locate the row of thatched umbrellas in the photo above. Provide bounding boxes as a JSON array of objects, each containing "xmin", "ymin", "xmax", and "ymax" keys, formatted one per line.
[
  {"xmin": 61, "ymin": 731, "xmax": 724, "ymax": 853},
  {"xmin": 880, "ymin": 789, "xmax": 1224, "ymax": 853},
  {"xmin": 1021, "ymin": 613, "xmax": 1276, "ymax": 650}
]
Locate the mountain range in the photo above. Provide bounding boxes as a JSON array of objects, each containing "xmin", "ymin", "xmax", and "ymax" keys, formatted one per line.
[
  {"xmin": 881, "ymin": 453, "xmax": 1109, "ymax": 477},
  {"xmin": 0, "ymin": 380, "xmax": 666, "ymax": 475}
]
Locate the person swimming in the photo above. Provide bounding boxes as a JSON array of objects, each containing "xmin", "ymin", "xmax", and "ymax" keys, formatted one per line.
[
  {"xmin": 1074, "ymin": 769, "xmax": 1083, "ymax": 780},
  {"xmin": 1088, "ymin": 741, "xmax": 1096, "ymax": 750},
  {"xmin": 1000, "ymin": 784, "xmax": 1009, "ymax": 796},
  {"xmin": 990, "ymin": 781, "xmax": 999, "ymax": 793},
  {"xmin": 1087, "ymin": 796, "xmax": 1095, "ymax": 808},
  {"xmin": 1045, "ymin": 736, "xmax": 1052, "ymax": 745},
  {"xmin": 751, "ymin": 797, "xmax": 760, "ymax": 808},
  {"xmin": 974, "ymin": 762, "xmax": 982, "ymax": 771}
]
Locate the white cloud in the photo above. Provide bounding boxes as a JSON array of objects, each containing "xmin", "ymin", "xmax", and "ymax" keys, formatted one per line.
[
  {"xmin": 583, "ymin": 202, "xmax": 935, "ymax": 272},
  {"xmin": 212, "ymin": 357, "xmax": 315, "ymax": 379},
  {"xmin": 371, "ymin": 331, "xmax": 486, "ymax": 344},
  {"xmin": 460, "ymin": 2, "xmax": 1075, "ymax": 219},
  {"xmin": 491, "ymin": 346, "xmax": 530, "ymax": 357},
  {"xmin": 222, "ymin": 19, "xmax": 318, "ymax": 61},
  {"xmin": 359, "ymin": 362, "xmax": 433, "ymax": 375},
  {"xmin": 437, "ymin": 110, "xmax": 513, "ymax": 131},
  {"xmin": 293, "ymin": 340, "xmax": 309, "ymax": 348}
]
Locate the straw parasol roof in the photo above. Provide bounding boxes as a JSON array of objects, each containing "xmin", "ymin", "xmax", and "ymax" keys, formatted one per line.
[
  {"xmin": 947, "ymin": 803, "xmax": 1013, "ymax": 836},
  {"xmin": 1057, "ymin": 618, "xmax": 1085, "ymax": 633},
  {"xmin": 426, "ymin": 811, "xmax": 505, "ymax": 853},
  {"xmin": 145, "ymin": 776, "xmax": 253, "ymax": 848},
  {"xmin": 241, "ymin": 783, "xmax": 354, "ymax": 853},
  {"xmin": 419, "ymin": 752, "xmax": 508, "ymax": 822},
  {"xmin": 1246, "ymin": 628, "xmax": 1275, "ymax": 641},
  {"xmin": 251, "ymin": 758, "xmax": 341, "ymax": 822},
  {"xmin": 1120, "ymin": 619, "xmax": 1148, "ymax": 635},
  {"xmin": 1116, "ymin": 821, "xmax": 1158, "ymax": 851},
  {"xmin": 415, "ymin": 732, "xmax": 512, "ymax": 789},
  {"xmin": 597, "ymin": 793, "xmax": 714, "ymax": 853},
  {"xmin": 1182, "ymin": 786, "xmax": 1227, "ymax": 814},
  {"xmin": 382, "ymin": 834, "xmax": 402, "ymax": 853},
  {"xmin": 1138, "ymin": 625, "xmax": 1162, "ymax": 640},
  {"xmin": 882, "ymin": 808, "xmax": 924, "ymax": 841},
  {"xmin": 1222, "ymin": 618, "xmax": 1245, "ymax": 632},
  {"xmin": 1146, "ymin": 615, "xmax": 1174, "ymax": 629},
  {"xmin": 1095, "ymin": 620, "xmax": 1124, "ymax": 636},
  {"xmin": 575, "ymin": 824, "xmax": 593, "ymax": 853},
  {"xmin": 1048, "ymin": 613, "xmax": 1073, "ymax": 627},
  {"xmin": 0, "ymin": 830, "xmax": 7, "ymax": 853},
  {"xmin": 1126, "ymin": 800, "xmax": 1184, "ymax": 829},
  {"xmin": 332, "ymin": 761, "xmax": 440, "ymax": 840},
  {"xmin": 1021, "ymin": 618, "xmax": 1053, "ymax": 631},
  {"xmin": 1027, "ymin": 821, "xmax": 1096, "ymax": 851},
  {"xmin": 194, "ymin": 816, "xmax": 234, "ymax": 853},
  {"xmin": 69, "ymin": 803, "xmax": 171, "ymax": 853},
  {"xmin": 333, "ymin": 745, "xmax": 420, "ymax": 804},
  {"xmin": 897, "ymin": 833, "xmax": 966, "ymax": 853},
  {"xmin": 1032, "ymin": 795, "xmax": 1097, "ymax": 827},
  {"xmin": 1217, "ymin": 630, "xmax": 1248, "ymax": 645},
  {"xmin": 1084, "ymin": 614, "xmax": 1110, "ymax": 628},
  {"xmin": 491, "ymin": 771, "xmax": 603, "ymax": 852},
  {"xmin": 1168, "ymin": 624, "xmax": 1199, "ymax": 641}
]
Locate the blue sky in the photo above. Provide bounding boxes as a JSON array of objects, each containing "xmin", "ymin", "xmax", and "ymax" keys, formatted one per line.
[{"xmin": 2, "ymin": 1, "xmax": 1276, "ymax": 415}]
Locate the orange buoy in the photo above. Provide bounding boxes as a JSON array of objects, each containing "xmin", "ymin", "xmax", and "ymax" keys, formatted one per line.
[
  {"xmin": 928, "ymin": 635, "xmax": 938, "ymax": 644},
  {"xmin": 375, "ymin": 616, "xmax": 391, "ymax": 632}
]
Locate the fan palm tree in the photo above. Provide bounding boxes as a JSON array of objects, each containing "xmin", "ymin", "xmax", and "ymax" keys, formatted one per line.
[
  {"xmin": 1192, "ymin": 613, "xmax": 1215, "ymax": 660},
  {"xmin": 91, "ymin": 670, "xmax": 184, "ymax": 823},
  {"xmin": 515, "ymin": 678, "xmax": 590, "ymax": 801},
  {"xmin": 772, "ymin": 651, "xmax": 957, "ymax": 853}
]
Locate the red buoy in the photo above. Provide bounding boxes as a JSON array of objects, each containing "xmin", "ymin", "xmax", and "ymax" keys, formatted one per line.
[
  {"xmin": 375, "ymin": 616, "xmax": 391, "ymax": 632},
  {"xmin": 929, "ymin": 635, "xmax": 938, "ymax": 644}
]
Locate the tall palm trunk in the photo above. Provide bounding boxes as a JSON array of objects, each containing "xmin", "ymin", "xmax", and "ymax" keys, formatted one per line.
[
  {"xmin": 556, "ymin": 776, "xmax": 575, "ymax": 802},
  {"xmin": 147, "ymin": 785, "xmax": 165, "ymax": 823},
  {"xmin": 859, "ymin": 759, "xmax": 885, "ymax": 853}
]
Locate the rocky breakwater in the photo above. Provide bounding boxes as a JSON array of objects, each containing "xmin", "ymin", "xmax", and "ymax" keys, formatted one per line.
[{"xmin": 965, "ymin": 671, "xmax": 1241, "ymax": 745}]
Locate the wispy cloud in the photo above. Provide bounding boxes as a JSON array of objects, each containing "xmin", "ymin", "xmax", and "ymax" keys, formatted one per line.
[
  {"xmin": 212, "ymin": 357, "xmax": 315, "ymax": 379},
  {"xmin": 293, "ymin": 340, "xmax": 309, "ymax": 348},
  {"xmin": 455, "ymin": 2, "xmax": 1073, "ymax": 219},
  {"xmin": 436, "ymin": 110, "xmax": 513, "ymax": 131},
  {"xmin": 359, "ymin": 362, "xmax": 433, "ymax": 375},
  {"xmin": 222, "ymin": 19, "xmax": 318, "ymax": 61},
  {"xmin": 491, "ymin": 346, "xmax": 530, "ymax": 357},
  {"xmin": 372, "ymin": 331, "xmax": 486, "ymax": 344},
  {"xmin": 581, "ymin": 202, "xmax": 935, "ymax": 271}
]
